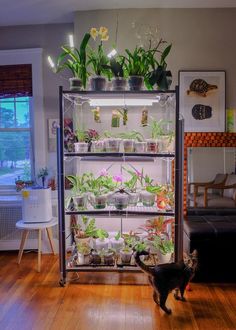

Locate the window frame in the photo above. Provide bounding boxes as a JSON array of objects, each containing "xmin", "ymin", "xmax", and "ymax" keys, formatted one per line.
[
  {"xmin": 0, "ymin": 96, "xmax": 34, "ymax": 187},
  {"xmin": 0, "ymin": 48, "xmax": 45, "ymax": 192}
]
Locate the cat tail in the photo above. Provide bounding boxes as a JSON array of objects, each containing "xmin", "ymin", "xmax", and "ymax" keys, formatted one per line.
[{"xmin": 134, "ymin": 251, "xmax": 154, "ymax": 276}]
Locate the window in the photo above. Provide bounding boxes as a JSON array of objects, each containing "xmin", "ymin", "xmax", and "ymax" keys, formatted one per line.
[
  {"xmin": 0, "ymin": 48, "xmax": 44, "ymax": 190},
  {"xmin": 0, "ymin": 97, "xmax": 33, "ymax": 185}
]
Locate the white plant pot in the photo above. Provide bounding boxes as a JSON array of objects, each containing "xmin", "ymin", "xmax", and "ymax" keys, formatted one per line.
[
  {"xmin": 74, "ymin": 236, "xmax": 91, "ymax": 246},
  {"xmin": 74, "ymin": 142, "xmax": 89, "ymax": 153},
  {"xmin": 110, "ymin": 237, "xmax": 124, "ymax": 252},
  {"xmin": 139, "ymin": 190, "xmax": 156, "ymax": 206},
  {"xmin": 95, "ymin": 238, "xmax": 109, "ymax": 251},
  {"xmin": 77, "ymin": 253, "xmax": 90, "ymax": 265},
  {"xmin": 160, "ymin": 136, "xmax": 175, "ymax": 153},
  {"xmin": 134, "ymin": 141, "xmax": 147, "ymax": 153},
  {"xmin": 156, "ymin": 250, "xmax": 172, "ymax": 264}
]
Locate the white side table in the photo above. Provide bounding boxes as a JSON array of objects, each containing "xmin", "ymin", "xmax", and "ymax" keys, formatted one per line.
[{"xmin": 16, "ymin": 218, "xmax": 57, "ymax": 272}]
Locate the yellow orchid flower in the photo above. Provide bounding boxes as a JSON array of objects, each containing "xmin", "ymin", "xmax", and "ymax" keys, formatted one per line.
[
  {"xmin": 101, "ymin": 34, "xmax": 109, "ymax": 41},
  {"xmin": 90, "ymin": 28, "xmax": 98, "ymax": 40},
  {"xmin": 99, "ymin": 26, "xmax": 108, "ymax": 36}
]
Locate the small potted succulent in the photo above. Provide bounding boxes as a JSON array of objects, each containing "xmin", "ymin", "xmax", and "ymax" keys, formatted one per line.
[
  {"xmin": 110, "ymin": 231, "xmax": 124, "ymax": 252},
  {"xmin": 90, "ymin": 249, "xmax": 102, "ymax": 264},
  {"xmin": 77, "ymin": 241, "xmax": 91, "ymax": 265},
  {"xmin": 103, "ymin": 56, "xmax": 127, "ymax": 91},
  {"xmin": 94, "ymin": 229, "xmax": 109, "ymax": 251},
  {"xmin": 54, "ymin": 32, "xmax": 91, "ymax": 90},
  {"xmin": 88, "ymin": 27, "xmax": 110, "ymax": 91},
  {"xmin": 103, "ymin": 248, "xmax": 115, "ymax": 265},
  {"xmin": 122, "ymin": 46, "xmax": 149, "ymax": 91}
]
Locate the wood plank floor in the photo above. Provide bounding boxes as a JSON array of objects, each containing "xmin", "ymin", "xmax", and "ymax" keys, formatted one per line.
[{"xmin": 0, "ymin": 252, "xmax": 235, "ymax": 330}]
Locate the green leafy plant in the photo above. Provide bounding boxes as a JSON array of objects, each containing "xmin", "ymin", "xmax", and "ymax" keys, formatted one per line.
[
  {"xmin": 152, "ymin": 235, "xmax": 174, "ymax": 255},
  {"xmin": 122, "ymin": 46, "xmax": 150, "ymax": 77},
  {"xmin": 102, "ymin": 57, "xmax": 126, "ymax": 78},
  {"xmin": 146, "ymin": 42, "xmax": 172, "ymax": 90},
  {"xmin": 116, "ymin": 130, "xmax": 144, "ymax": 141},
  {"xmin": 114, "ymin": 231, "xmax": 121, "ymax": 241},
  {"xmin": 95, "ymin": 228, "xmax": 109, "ymax": 240},
  {"xmin": 134, "ymin": 241, "xmax": 147, "ymax": 253},
  {"xmin": 75, "ymin": 127, "xmax": 88, "ymax": 142},
  {"xmin": 55, "ymin": 33, "xmax": 91, "ymax": 88},
  {"xmin": 77, "ymin": 241, "xmax": 91, "ymax": 255},
  {"xmin": 66, "ymin": 173, "xmax": 92, "ymax": 196},
  {"xmin": 72, "ymin": 216, "xmax": 97, "ymax": 238}
]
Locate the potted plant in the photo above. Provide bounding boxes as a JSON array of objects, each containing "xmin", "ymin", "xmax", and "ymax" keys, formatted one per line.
[
  {"xmin": 94, "ymin": 228, "xmax": 109, "ymax": 251},
  {"xmin": 116, "ymin": 130, "xmax": 145, "ymax": 153},
  {"xmin": 74, "ymin": 127, "xmax": 89, "ymax": 152},
  {"xmin": 66, "ymin": 174, "xmax": 90, "ymax": 210},
  {"xmin": 90, "ymin": 249, "xmax": 102, "ymax": 265},
  {"xmin": 110, "ymin": 231, "xmax": 124, "ymax": 252},
  {"xmin": 72, "ymin": 215, "xmax": 97, "ymax": 245},
  {"xmin": 122, "ymin": 46, "xmax": 150, "ymax": 91},
  {"xmin": 55, "ymin": 32, "xmax": 91, "ymax": 90},
  {"xmin": 123, "ymin": 166, "xmax": 141, "ymax": 206},
  {"xmin": 138, "ymin": 171, "xmax": 162, "ymax": 207},
  {"xmin": 37, "ymin": 167, "xmax": 48, "ymax": 188},
  {"xmin": 103, "ymin": 56, "xmax": 127, "ymax": 91},
  {"xmin": 103, "ymin": 248, "xmax": 115, "ymax": 265},
  {"xmin": 148, "ymin": 118, "xmax": 174, "ymax": 153},
  {"xmin": 152, "ymin": 235, "xmax": 174, "ymax": 264},
  {"xmin": 88, "ymin": 27, "xmax": 110, "ymax": 91},
  {"xmin": 103, "ymin": 131, "xmax": 121, "ymax": 153},
  {"xmin": 146, "ymin": 42, "xmax": 172, "ymax": 91},
  {"xmin": 77, "ymin": 241, "xmax": 91, "ymax": 265}
]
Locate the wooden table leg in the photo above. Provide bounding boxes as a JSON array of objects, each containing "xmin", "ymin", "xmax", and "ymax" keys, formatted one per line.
[
  {"xmin": 38, "ymin": 229, "xmax": 42, "ymax": 272},
  {"xmin": 17, "ymin": 230, "xmax": 29, "ymax": 264},
  {"xmin": 46, "ymin": 227, "xmax": 56, "ymax": 255}
]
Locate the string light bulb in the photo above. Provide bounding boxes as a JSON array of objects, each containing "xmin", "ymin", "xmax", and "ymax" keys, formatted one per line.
[
  {"xmin": 69, "ymin": 34, "xmax": 74, "ymax": 48},
  {"xmin": 47, "ymin": 55, "xmax": 55, "ymax": 68}
]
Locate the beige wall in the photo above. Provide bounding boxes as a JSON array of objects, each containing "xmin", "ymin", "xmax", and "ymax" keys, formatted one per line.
[{"xmin": 75, "ymin": 8, "xmax": 236, "ymax": 107}]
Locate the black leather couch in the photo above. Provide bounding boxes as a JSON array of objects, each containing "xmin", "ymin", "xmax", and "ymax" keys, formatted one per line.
[{"xmin": 183, "ymin": 210, "xmax": 236, "ymax": 282}]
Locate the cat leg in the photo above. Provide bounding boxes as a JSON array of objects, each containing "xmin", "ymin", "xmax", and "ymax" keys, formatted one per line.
[
  {"xmin": 159, "ymin": 291, "xmax": 172, "ymax": 314},
  {"xmin": 179, "ymin": 285, "xmax": 187, "ymax": 302},
  {"xmin": 148, "ymin": 276, "xmax": 160, "ymax": 305}
]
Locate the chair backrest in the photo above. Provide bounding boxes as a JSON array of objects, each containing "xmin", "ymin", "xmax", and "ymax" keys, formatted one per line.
[
  {"xmin": 223, "ymin": 174, "xmax": 236, "ymax": 200},
  {"xmin": 212, "ymin": 173, "xmax": 227, "ymax": 195}
]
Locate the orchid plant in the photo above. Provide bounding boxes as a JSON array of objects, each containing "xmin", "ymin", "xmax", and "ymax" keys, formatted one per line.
[{"xmin": 88, "ymin": 27, "xmax": 111, "ymax": 77}]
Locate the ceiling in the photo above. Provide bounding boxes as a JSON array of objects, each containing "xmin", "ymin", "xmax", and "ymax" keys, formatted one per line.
[{"xmin": 1, "ymin": 0, "xmax": 236, "ymax": 27}]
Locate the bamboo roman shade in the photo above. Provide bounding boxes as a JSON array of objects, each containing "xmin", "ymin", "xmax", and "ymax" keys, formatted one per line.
[{"xmin": 0, "ymin": 64, "xmax": 32, "ymax": 98}]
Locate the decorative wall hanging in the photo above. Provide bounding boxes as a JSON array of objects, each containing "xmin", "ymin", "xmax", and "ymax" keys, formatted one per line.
[{"xmin": 179, "ymin": 70, "xmax": 225, "ymax": 132}]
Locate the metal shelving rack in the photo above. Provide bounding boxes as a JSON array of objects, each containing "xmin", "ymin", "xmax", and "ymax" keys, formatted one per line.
[{"xmin": 57, "ymin": 86, "xmax": 184, "ymax": 286}]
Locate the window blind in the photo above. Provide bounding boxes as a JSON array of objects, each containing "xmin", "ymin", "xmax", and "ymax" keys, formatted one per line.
[{"xmin": 0, "ymin": 64, "xmax": 32, "ymax": 98}]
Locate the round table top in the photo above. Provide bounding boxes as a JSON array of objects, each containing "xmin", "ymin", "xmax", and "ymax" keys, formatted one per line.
[{"xmin": 16, "ymin": 217, "xmax": 58, "ymax": 230}]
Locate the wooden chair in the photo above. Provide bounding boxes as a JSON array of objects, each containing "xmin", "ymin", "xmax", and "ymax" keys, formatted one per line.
[{"xmin": 188, "ymin": 173, "xmax": 227, "ymax": 207}]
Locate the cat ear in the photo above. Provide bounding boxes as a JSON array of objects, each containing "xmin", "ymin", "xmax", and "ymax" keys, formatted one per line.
[{"xmin": 191, "ymin": 250, "xmax": 198, "ymax": 258}]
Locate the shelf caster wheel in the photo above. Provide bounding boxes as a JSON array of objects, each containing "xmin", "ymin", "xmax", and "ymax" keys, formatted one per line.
[{"xmin": 59, "ymin": 278, "xmax": 66, "ymax": 287}]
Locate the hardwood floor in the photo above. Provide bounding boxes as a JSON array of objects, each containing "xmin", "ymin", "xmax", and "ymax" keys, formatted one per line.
[{"xmin": 0, "ymin": 252, "xmax": 235, "ymax": 330}]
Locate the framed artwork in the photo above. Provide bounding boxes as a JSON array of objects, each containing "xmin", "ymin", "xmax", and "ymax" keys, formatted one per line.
[{"xmin": 179, "ymin": 70, "xmax": 225, "ymax": 132}]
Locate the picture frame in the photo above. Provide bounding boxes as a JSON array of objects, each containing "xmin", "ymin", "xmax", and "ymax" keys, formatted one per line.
[{"xmin": 178, "ymin": 70, "xmax": 226, "ymax": 132}]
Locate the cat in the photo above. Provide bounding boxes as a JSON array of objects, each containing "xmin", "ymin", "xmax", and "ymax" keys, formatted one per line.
[{"xmin": 134, "ymin": 250, "xmax": 198, "ymax": 314}]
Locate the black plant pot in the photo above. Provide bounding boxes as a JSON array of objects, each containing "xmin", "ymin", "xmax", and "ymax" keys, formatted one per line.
[
  {"xmin": 90, "ymin": 76, "xmax": 107, "ymax": 91},
  {"xmin": 128, "ymin": 76, "xmax": 144, "ymax": 91},
  {"xmin": 69, "ymin": 77, "xmax": 82, "ymax": 91}
]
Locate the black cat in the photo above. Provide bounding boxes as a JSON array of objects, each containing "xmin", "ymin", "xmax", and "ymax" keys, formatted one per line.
[{"xmin": 134, "ymin": 250, "xmax": 198, "ymax": 314}]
